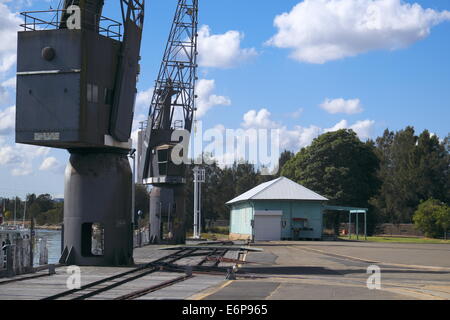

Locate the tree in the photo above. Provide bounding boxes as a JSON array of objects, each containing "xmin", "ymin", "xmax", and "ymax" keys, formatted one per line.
[
  {"xmin": 274, "ymin": 150, "xmax": 295, "ymax": 177},
  {"xmin": 35, "ymin": 194, "xmax": 53, "ymax": 212},
  {"xmin": 436, "ymin": 206, "xmax": 450, "ymax": 240},
  {"xmin": 4, "ymin": 211, "xmax": 11, "ymax": 220},
  {"xmin": 282, "ymin": 129, "xmax": 380, "ymax": 234},
  {"xmin": 413, "ymin": 199, "xmax": 450, "ymax": 238},
  {"xmin": 413, "ymin": 130, "xmax": 450, "ymax": 204},
  {"xmin": 28, "ymin": 202, "xmax": 42, "ymax": 225},
  {"xmin": 371, "ymin": 128, "xmax": 450, "ymax": 225}
]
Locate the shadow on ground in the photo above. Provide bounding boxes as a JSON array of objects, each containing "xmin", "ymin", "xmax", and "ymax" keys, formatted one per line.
[{"xmin": 238, "ymin": 266, "xmax": 450, "ymax": 276}]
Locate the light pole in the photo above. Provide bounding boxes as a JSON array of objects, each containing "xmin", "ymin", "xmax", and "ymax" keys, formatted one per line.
[
  {"xmin": 129, "ymin": 149, "xmax": 136, "ymax": 228},
  {"xmin": 137, "ymin": 210, "xmax": 143, "ymax": 246},
  {"xmin": 193, "ymin": 166, "xmax": 205, "ymax": 239},
  {"xmin": 129, "ymin": 149, "xmax": 136, "ymax": 251}
]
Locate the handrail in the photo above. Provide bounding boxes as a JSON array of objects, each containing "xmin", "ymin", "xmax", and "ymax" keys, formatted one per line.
[{"xmin": 20, "ymin": 9, "xmax": 122, "ymax": 40}]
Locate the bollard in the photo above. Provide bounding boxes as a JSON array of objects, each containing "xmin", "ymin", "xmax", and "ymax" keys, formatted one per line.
[
  {"xmin": 226, "ymin": 267, "xmax": 236, "ymax": 280},
  {"xmin": 5, "ymin": 245, "xmax": 14, "ymax": 277},
  {"xmin": 48, "ymin": 264, "xmax": 56, "ymax": 275},
  {"xmin": 39, "ymin": 238, "xmax": 48, "ymax": 266}
]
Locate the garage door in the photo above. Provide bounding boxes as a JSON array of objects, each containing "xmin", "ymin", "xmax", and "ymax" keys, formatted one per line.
[{"xmin": 254, "ymin": 211, "xmax": 282, "ymax": 241}]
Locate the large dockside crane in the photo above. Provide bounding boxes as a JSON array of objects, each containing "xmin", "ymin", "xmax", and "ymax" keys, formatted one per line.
[
  {"xmin": 137, "ymin": 0, "xmax": 199, "ymax": 244},
  {"xmin": 15, "ymin": 0, "xmax": 145, "ymax": 266}
]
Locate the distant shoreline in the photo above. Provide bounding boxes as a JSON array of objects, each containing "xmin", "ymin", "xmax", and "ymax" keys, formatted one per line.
[
  {"xmin": 35, "ymin": 226, "xmax": 62, "ymax": 231},
  {"xmin": 1, "ymin": 222, "xmax": 62, "ymax": 231}
]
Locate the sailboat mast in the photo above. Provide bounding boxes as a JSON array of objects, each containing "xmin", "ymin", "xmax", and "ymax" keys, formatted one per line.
[
  {"xmin": 14, "ymin": 197, "xmax": 16, "ymax": 227},
  {"xmin": 23, "ymin": 198, "xmax": 27, "ymax": 228}
]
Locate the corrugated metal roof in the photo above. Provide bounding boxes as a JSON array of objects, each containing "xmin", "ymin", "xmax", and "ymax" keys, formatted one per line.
[{"xmin": 226, "ymin": 177, "xmax": 328, "ymax": 205}]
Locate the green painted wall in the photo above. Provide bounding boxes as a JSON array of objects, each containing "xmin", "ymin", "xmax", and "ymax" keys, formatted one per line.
[
  {"xmin": 230, "ymin": 200, "xmax": 324, "ymax": 239},
  {"xmin": 230, "ymin": 202, "xmax": 253, "ymax": 235}
]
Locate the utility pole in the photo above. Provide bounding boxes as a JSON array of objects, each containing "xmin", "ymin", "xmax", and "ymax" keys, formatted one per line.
[
  {"xmin": 193, "ymin": 166, "xmax": 205, "ymax": 239},
  {"xmin": 129, "ymin": 149, "xmax": 136, "ymax": 228}
]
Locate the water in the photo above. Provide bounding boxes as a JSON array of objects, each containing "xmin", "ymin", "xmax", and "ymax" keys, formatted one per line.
[{"xmin": 34, "ymin": 229, "xmax": 61, "ymax": 266}]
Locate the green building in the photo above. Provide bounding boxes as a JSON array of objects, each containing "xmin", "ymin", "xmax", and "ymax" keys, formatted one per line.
[{"xmin": 227, "ymin": 176, "xmax": 369, "ymax": 241}]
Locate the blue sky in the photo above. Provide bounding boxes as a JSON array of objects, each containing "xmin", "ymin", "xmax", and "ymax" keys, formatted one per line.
[{"xmin": 0, "ymin": 0, "xmax": 449, "ymax": 198}]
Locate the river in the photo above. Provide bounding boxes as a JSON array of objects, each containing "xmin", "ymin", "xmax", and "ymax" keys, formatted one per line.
[{"xmin": 34, "ymin": 229, "xmax": 61, "ymax": 266}]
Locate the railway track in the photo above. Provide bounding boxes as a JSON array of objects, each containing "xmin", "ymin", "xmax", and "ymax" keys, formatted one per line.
[{"xmin": 42, "ymin": 242, "xmax": 245, "ymax": 300}]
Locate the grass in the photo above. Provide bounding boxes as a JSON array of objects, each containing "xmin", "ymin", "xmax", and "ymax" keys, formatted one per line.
[
  {"xmin": 340, "ymin": 235, "xmax": 450, "ymax": 244},
  {"xmin": 186, "ymin": 227, "xmax": 230, "ymax": 241}
]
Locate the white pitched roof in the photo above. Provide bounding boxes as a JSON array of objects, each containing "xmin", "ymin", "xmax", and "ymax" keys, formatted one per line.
[{"xmin": 226, "ymin": 177, "xmax": 328, "ymax": 205}]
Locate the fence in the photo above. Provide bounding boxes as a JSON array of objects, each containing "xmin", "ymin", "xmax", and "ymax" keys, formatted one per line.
[
  {"xmin": 0, "ymin": 237, "xmax": 32, "ymax": 277},
  {"xmin": 133, "ymin": 227, "xmax": 150, "ymax": 248},
  {"xmin": 375, "ymin": 224, "xmax": 424, "ymax": 237},
  {"xmin": 0, "ymin": 231, "xmax": 49, "ymax": 278},
  {"xmin": 38, "ymin": 238, "xmax": 48, "ymax": 266}
]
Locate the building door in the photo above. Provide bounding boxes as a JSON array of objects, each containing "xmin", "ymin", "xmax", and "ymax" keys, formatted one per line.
[{"xmin": 254, "ymin": 211, "xmax": 282, "ymax": 241}]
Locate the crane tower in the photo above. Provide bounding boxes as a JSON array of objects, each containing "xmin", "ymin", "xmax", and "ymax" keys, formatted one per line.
[
  {"xmin": 138, "ymin": 0, "xmax": 199, "ymax": 244},
  {"xmin": 16, "ymin": 0, "xmax": 145, "ymax": 266}
]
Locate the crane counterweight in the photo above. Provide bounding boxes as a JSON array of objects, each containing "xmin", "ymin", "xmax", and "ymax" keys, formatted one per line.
[{"xmin": 16, "ymin": 0, "xmax": 145, "ymax": 266}]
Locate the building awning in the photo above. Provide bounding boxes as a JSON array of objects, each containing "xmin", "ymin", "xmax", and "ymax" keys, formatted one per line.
[
  {"xmin": 323, "ymin": 205, "xmax": 368, "ymax": 213},
  {"xmin": 323, "ymin": 205, "xmax": 368, "ymax": 240}
]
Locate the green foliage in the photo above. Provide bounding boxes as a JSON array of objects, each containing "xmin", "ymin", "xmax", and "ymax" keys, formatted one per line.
[
  {"xmin": 0, "ymin": 194, "xmax": 65, "ymax": 226},
  {"xmin": 206, "ymin": 226, "xmax": 229, "ymax": 234},
  {"xmin": 413, "ymin": 199, "xmax": 450, "ymax": 238},
  {"xmin": 35, "ymin": 207, "xmax": 64, "ymax": 226},
  {"xmin": 281, "ymin": 129, "xmax": 381, "ymax": 234},
  {"xmin": 4, "ymin": 211, "xmax": 11, "ymax": 220},
  {"xmin": 371, "ymin": 128, "xmax": 450, "ymax": 225}
]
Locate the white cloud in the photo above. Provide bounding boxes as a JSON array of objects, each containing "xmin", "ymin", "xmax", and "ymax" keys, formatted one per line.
[
  {"xmin": 135, "ymin": 87, "xmax": 153, "ymax": 114},
  {"xmin": 133, "ymin": 80, "xmax": 231, "ymax": 121},
  {"xmin": 39, "ymin": 156, "xmax": 64, "ymax": 174},
  {"xmin": 198, "ymin": 25, "xmax": 257, "ymax": 68},
  {"xmin": 0, "ymin": 105, "xmax": 15, "ymax": 135},
  {"xmin": 0, "ymin": 144, "xmax": 22, "ymax": 167},
  {"xmin": 0, "ymin": 3, "xmax": 21, "ymax": 74},
  {"xmin": 0, "ymin": 86, "xmax": 8, "ymax": 105},
  {"xmin": 196, "ymin": 79, "xmax": 231, "ymax": 118},
  {"xmin": 240, "ymin": 108, "xmax": 321, "ymax": 150},
  {"xmin": 242, "ymin": 109, "xmax": 278, "ymax": 129},
  {"xmin": 39, "ymin": 157, "xmax": 57, "ymax": 171},
  {"xmin": 286, "ymin": 108, "xmax": 304, "ymax": 119},
  {"xmin": 325, "ymin": 119, "xmax": 349, "ymax": 132},
  {"xmin": 11, "ymin": 163, "xmax": 33, "ymax": 176},
  {"xmin": 325, "ymin": 118, "xmax": 375, "ymax": 140},
  {"xmin": 267, "ymin": 0, "xmax": 450, "ymax": 64},
  {"xmin": 349, "ymin": 119, "xmax": 376, "ymax": 140},
  {"xmin": 240, "ymin": 108, "xmax": 375, "ymax": 151},
  {"xmin": 0, "ymin": 78, "xmax": 15, "ymax": 106},
  {"xmin": 0, "ymin": 138, "xmax": 50, "ymax": 176},
  {"xmin": 320, "ymin": 98, "xmax": 363, "ymax": 114},
  {"xmin": 1, "ymin": 77, "xmax": 16, "ymax": 89},
  {"xmin": 280, "ymin": 125, "xmax": 322, "ymax": 150}
]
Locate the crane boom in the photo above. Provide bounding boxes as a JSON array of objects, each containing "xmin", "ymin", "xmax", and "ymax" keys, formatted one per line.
[
  {"xmin": 138, "ymin": 0, "xmax": 199, "ymax": 243},
  {"xmin": 139, "ymin": 0, "xmax": 198, "ymax": 185}
]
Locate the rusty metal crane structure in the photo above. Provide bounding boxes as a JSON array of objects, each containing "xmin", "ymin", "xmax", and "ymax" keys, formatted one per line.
[
  {"xmin": 138, "ymin": 0, "xmax": 199, "ymax": 244},
  {"xmin": 16, "ymin": 0, "xmax": 145, "ymax": 266}
]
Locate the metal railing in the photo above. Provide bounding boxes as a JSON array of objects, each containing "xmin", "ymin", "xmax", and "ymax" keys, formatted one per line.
[{"xmin": 20, "ymin": 9, "xmax": 122, "ymax": 40}]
